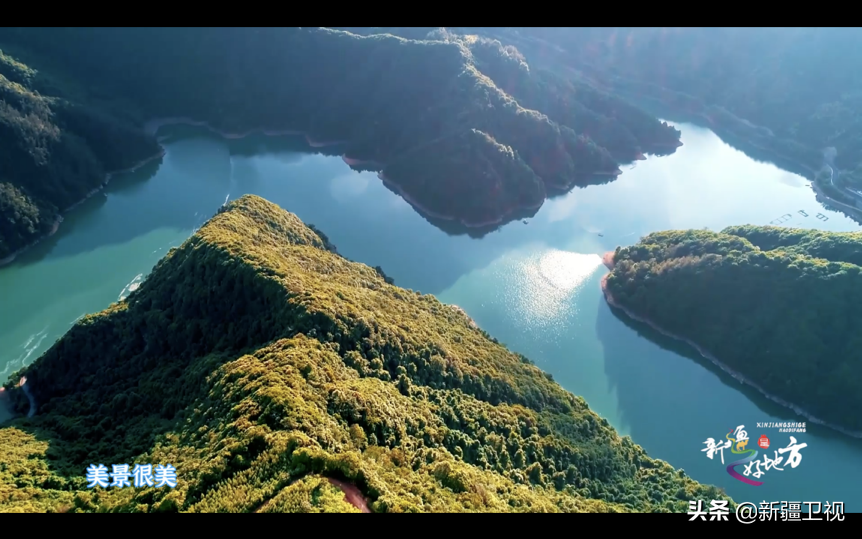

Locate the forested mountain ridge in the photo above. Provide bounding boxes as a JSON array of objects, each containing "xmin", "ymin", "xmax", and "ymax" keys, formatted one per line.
[
  {"xmin": 603, "ymin": 226, "xmax": 862, "ymax": 434},
  {"xmin": 496, "ymin": 28, "xmax": 862, "ymax": 176},
  {"xmin": 0, "ymin": 195, "xmax": 730, "ymax": 513},
  {"xmin": 333, "ymin": 28, "xmax": 682, "ymax": 161},
  {"xmin": 0, "ymin": 27, "xmax": 680, "ymax": 259}
]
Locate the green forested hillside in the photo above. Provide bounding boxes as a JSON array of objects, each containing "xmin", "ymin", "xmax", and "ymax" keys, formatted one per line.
[
  {"xmin": 457, "ymin": 33, "xmax": 681, "ymax": 161},
  {"xmin": 0, "ymin": 195, "xmax": 729, "ymax": 513},
  {"xmin": 0, "ymin": 48, "xmax": 160, "ymax": 260},
  {"xmin": 0, "ymin": 27, "xmax": 680, "ymax": 257},
  {"xmin": 502, "ymin": 27, "xmax": 862, "ymax": 173},
  {"xmin": 335, "ymin": 28, "xmax": 682, "ymax": 161},
  {"xmin": 604, "ymin": 225, "xmax": 862, "ymax": 433}
]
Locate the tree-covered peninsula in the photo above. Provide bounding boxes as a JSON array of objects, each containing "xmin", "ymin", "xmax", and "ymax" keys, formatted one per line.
[
  {"xmin": 0, "ymin": 195, "xmax": 729, "ymax": 513},
  {"xmin": 602, "ymin": 225, "xmax": 862, "ymax": 435},
  {"xmin": 0, "ymin": 27, "xmax": 680, "ymax": 259}
]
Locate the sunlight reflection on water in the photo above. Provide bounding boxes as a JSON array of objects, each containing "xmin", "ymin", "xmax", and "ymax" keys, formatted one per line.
[{"xmin": 516, "ymin": 249, "xmax": 603, "ymax": 326}]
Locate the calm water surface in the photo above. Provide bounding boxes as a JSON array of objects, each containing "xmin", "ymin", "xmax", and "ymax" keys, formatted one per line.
[{"xmin": 1, "ymin": 122, "xmax": 860, "ymax": 509}]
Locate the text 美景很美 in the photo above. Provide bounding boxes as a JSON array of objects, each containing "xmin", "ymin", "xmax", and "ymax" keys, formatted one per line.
[{"xmin": 85, "ymin": 464, "xmax": 177, "ymax": 488}]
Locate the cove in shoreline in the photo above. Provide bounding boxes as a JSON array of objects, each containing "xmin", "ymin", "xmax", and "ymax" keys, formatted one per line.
[
  {"xmin": 600, "ymin": 251, "xmax": 862, "ymax": 440},
  {"xmin": 2, "ymin": 116, "xmax": 331, "ymax": 268},
  {"xmin": 618, "ymin": 88, "xmax": 827, "ymax": 179},
  {"xmin": 0, "ymin": 150, "xmax": 166, "ymax": 268}
]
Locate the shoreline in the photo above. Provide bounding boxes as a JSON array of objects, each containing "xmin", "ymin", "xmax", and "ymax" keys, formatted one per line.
[
  {"xmin": 147, "ymin": 118, "xmax": 544, "ymax": 229},
  {"xmin": 546, "ymin": 169, "xmax": 623, "ymax": 191},
  {"xmin": 707, "ymin": 120, "xmax": 822, "ymax": 177},
  {"xmin": 305, "ymin": 135, "xmax": 347, "ymax": 148},
  {"xmin": 600, "ymin": 252, "xmax": 862, "ymax": 439},
  {"xmin": 619, "ymin": 87, "xmax": 824, "ymax": 178},
  {"xmin": 3, "ymin": 117, "xmax": 312, "ymax": 269},
  {"xmin": 0, "ymin": 149, "xmax": 167, "ymax": 268},
  {"xmin": 377, "ymin": 171, "xmax": 543, "ymax": 229},
  {"xmin": 1, "ymin": 113, "xmax": 659, "ymax": 267},
  {"xmin": 1, "ymin": 114, "xmax": 548, "ymax": 268},
  {"xmin": 650, "ymin": 139, "xmax": 684, "ymax": 149},
  {"xmin": 810, "ymin": 181, "xmax": 862, "ymax": 219},
  {"xmin": 618, "ymin": 88, "xmax": 862, "ymax": 224},
  {"xmin": 0, "ymin": 214, "xmax": 63, "ymax": 267},
  {"xmin": 342, "ymin": 155, "xmax": 382, "ymax": 168},
  {"xmin": 144, "ymin": 117, "xmax": 305, "ymax": 139}
]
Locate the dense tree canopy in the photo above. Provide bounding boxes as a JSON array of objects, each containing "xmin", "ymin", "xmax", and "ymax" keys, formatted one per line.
[
  {"xmin": 493, "ymin": 28, "xmax": 862, "ymax": 175},
  {"xmin": 333, "ymin": 28, "xmax": 682, "ymax": 162},
  {"xmin": 0, "ymin": 195, "xmax": 729, "ymax": 513},
  {"xmin": 0, "ymin": 27, "xmax": 680, "ymax": 255},
  {"xmin": 604, "ymin": 225, "xmax": 862, "ymax": 433},
  {"xmin": 0, "ymin": 47, "xmax": 159, "ymax": 259}
]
